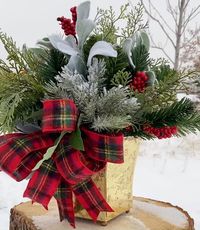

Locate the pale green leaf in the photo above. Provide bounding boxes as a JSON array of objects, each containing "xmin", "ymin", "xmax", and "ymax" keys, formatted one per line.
[
  {"xmin": 69, "ymin": 127, "xmax": 84, "ymax": 151},
  {"xmin": 146, "ymin": 71, "xmax": 157, "ymax": 86},
  {"xmin": 77, "ymin": 1, "xmax": 91, "ymax": 21},
  {"xmin": 122, "ymin": 38, "xmax": 135, "ymax": 68},
  {"xmin": 87, "ymin": 41, "xmax": 117, "ymax": 66},
  {"xmin": 67, "ymin": 54, "xmax": 87, "ymax": 75},
  {"xmin": 76, "ymin": 19, "xmax": 96, "ymax": 50},
  {"xmin": 49, "ymin": 34, "xmax": 78, "ymax": 56},
  {"xmin": 140, "ymin": 30, "xmax": 150, "ymax": 51},
  {"xmin": 32, "ymin": 131, "xmax": 67, "ymax": 171}
]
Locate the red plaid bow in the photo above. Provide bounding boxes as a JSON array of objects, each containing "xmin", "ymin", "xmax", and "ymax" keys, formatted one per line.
[{"xmin": 0, "ymin": 99, "xmax": 124, "ymax": 228}]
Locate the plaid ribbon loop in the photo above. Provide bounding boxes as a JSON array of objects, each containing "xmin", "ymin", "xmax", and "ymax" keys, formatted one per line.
[{"xmin": 0, "ymin": 99, "xmax": 124, "ymax": 228}]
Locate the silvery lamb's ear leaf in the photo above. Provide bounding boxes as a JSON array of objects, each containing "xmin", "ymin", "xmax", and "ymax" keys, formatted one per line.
[
  {"xmin": 65, "ymin": 35, "xmax": 77, "ymax": 49},
  {"xmin": 146, "ymin": 71, "xmax": 158, "ymax": 86},
  {"xmin": 76, "ymin": 19, "xmax": 95, "ymax": 49},
  {"xmin": 37, "ymin": 37, "xmax": 53, "ymax": 49},
  {"xmin": 140, "ymin": 30, "xmax": 150, "ymax": 51},
  {"xmin": 57, "ymin": 41, "xmax": 79, "ymax": 56},
  {"xmin": 67, "ymin": 54, "xmax": 87, "ymax": 76},
  {"xmin": 22, "ymin": 45, "xmax": 46, "ymax": 57},
  {"xmin": 132, "ymin": 31, "xmax": 142, "ymax": 47},
  {"xmin": 16, "ymin": 122, "xmax": 41, "ymax": 134},
  {"xmin": 132, "ymin": 31, "xmax": 150, "ymax": 51},
  {"xmin": 49, "ymin": 34, "xmax": 78, "ymax": 56},
  {"xmin": 87, "ymin": 41, "xmax": 117, "ymax": 66},
  {"xmin": 28, "ymin": 48, "xmax": 47, "ymax": 57},
  {"xmin": 122, "ymin": 38, "xmax": 132, "ymax": 54},
  {"xmin": 48, "ymin": 34, "xmax": 64, "ymax": 50},
  {"xmin": 77, "ymin": 1, "xmax": 91, "ymax": 21},
  {"xmin": 122, "ymin": 38, "xmax": 135, "ymax": 68}
]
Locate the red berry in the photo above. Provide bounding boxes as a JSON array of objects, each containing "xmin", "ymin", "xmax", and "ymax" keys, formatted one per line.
[
  {"xmin": 57, "ymin": 6, "xmax": 77, "ymax": 36},
  {"xmin": 125, "ymin": 126, "xmax": 133, "ymax": 132},
  {"xmin": 143, "ymin": 125, "xmax": 178, "ymax": 139},
  {"xmin": 130, "ymin": 71, "xmax": 149, "ymax": 93}
]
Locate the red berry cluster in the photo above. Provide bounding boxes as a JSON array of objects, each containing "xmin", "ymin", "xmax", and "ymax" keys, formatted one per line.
[
  {"xmin": 143, "ymin": 125, "xmax": 178, "ymax": 139},
  {"xmin": 125, "ymin": 125, "xmax": 133, "ymax": 133},
  {"xmin": 57, "ymin": 6, "xmax": 77, "ymax": 36},
  {"xmin": 130, "ymin": 71, "xmax": 149, "ymax": 93}
]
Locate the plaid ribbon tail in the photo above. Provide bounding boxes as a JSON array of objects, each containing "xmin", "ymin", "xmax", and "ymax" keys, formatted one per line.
[
  {"xmin": 24, "ymin": 159, "xmax": 61, "ymax": 210},
  {"xmin": 55, "ymin": 180, "xmax": 75, "ymax": 228},
  {"xmin": 73, "ymin": 179, "xmax": 113, "ymax": 222},
  {"xmin": 0, "ymin": 132, "xmax": 56, "ymax": 181}
]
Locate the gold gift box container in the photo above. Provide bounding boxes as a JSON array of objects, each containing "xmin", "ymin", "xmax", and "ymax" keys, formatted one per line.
[{"xmin": 75, "ymin": 137, "xmax": 140, "ymax": 224}]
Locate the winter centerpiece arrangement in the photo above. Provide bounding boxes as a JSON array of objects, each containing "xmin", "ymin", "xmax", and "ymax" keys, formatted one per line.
[{"xmin": 0, "ymin": 1, "xmax": 200, "ymax": 228}]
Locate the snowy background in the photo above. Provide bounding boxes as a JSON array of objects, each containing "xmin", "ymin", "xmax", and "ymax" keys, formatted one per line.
[{"xmin": 1, "ymin": 133, "xmax": 200, "ymax": 229}]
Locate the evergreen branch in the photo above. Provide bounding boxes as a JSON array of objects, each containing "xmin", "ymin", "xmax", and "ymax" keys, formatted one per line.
[
  {"xmin": 94, "ymin": 4, "xmax": 129, "ymax": 43},
  {"xmin": 143, "ymin": 98, "xmax": 195, "ymax": 126},
  {"xmin": 111, "ymin": 69, "xmax": 131, "ymax": 87},
  {"xmin": 134, "ymin": 69, "xmax": 196, "ymax": 113},
  {"xmin": 0, "ymin": 31, "xmax": 28, "ymax": 73},
  {"xmin": 129, "ymin": 98, "xmax": 200, "ymax": 138},
  {"xmin": 95, "ymin": 87, "xmax": 138, "ymax": 118},
  {"xmin": 104, "ymin": 47, "xmax": 129, "ymax": 88},
  {"xmin": 131, "ymin": 43, "xmax": 151, "ymax": 72},
  {"xmin": 0, "ymin": 70, "xmax": 44, "ymax": 132},
  {"xmin": 130, "ymin": 129, "xmax": 155, "ymax": 140},
  {"xmin": 121, "ymin": 2, "xmax": 148, "ymax": 41},
  {"xmin": 32, "ymin": 48, "xmax": 68, "ymax": 83},
  {"xmin": 176, "ymin": 113, "xmax": 200, "ymax": 136},
  {"xmin": 92, "ymin": 115, "xmax": 131, "ymax": 132},
  {"xmin": 94, "ymin": 3, "xmax": 147, "ymax": 44}
]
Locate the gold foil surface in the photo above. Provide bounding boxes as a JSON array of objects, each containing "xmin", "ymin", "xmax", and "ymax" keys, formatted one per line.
[{"xmin": 75, "ymin": 137, "xmax": 140, "ymax": 223}]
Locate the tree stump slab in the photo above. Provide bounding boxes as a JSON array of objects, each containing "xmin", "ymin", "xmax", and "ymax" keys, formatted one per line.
[{"xmin": 10, "ymin": 197, "xmax": 194, "ymax": 230}]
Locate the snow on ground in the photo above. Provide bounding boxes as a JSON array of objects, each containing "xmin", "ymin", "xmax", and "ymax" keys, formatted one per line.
[
  {"xmin": 134, "ymin": 133, "xmax": 200, "ymax": 230},
  {"xmin": 0, "ymin": 133, "xmax": 200, "ymax": 229}
]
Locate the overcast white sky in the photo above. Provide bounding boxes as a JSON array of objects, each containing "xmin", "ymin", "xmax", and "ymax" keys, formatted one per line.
[{"xmin": 0, "ymin": 0, "xmax": 199, "ymax": 61}]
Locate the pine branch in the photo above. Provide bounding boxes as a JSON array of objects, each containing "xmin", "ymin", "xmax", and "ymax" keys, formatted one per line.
[
  {"xmin": 140, "ymin": 98, "xmax": 200, "ymax": 135},
  {"xmin": 30, "ymin": 47, "xmax": 68, "ymax": 83},
  {"xmin": 96, "ymin": 87, "xmax": 130, "ymax": 117},
  {"xmin": 129, "ymin": 129, "xmax": 155, "ymax": 140},
  {"xmin": 143, "ymin": 97, "xmax": 193, "ymax": 125},
  {"xmin": 131, "ymin": 44, "xmax": 151, "ymax": 72},
  {"xmin": 152, "ymin": 63, "xmax": 177, "ymax": 82},
  {"xmin": 92, "ymin": 115, "xmax": 131, "ymax": 132}
]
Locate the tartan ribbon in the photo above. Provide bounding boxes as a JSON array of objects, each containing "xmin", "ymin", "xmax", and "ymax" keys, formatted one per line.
[{"xmin": 0, "ymin": 99, "xmax": 124, "ymax": 228}]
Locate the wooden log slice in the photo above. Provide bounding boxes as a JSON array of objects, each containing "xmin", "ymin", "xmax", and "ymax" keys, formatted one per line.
[{"xmin": 9, "ymin": 197, "xmax": 194, "ymax": 230}]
